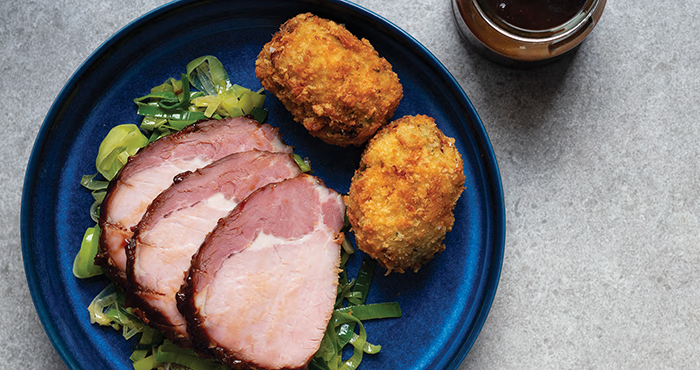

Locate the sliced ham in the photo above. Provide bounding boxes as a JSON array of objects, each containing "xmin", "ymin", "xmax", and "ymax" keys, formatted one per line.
[
  {"xmin": 125, "ymin": 151, "xmax": 302, "ymax": 347},
  {"xmin": 177, "ymin": 174, "xmax": 345, "ymax": 370},
  {"xmin": 96, "ymin": 117, "xmax": 291, "ymax": 289}
]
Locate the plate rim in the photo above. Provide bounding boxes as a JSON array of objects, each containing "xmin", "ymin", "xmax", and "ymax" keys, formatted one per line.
[{"xmin": 21, "ymin": 0, "xmax": 505, "ymax": 369}]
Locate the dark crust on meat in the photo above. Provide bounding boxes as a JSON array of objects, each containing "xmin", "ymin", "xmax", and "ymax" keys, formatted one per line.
[
  {"xmin": 96, "ymin": 117, "xmax": 280, "ymax": 290},
  {"xmin": 123, "ymin": 151, "xmax": 303, "ymax": 349},
  {"xmin": 176, "ymin": 186, "xmax": 261, "ymax": 363},
  {"xmin": 93, "ymin": 220, "xmax": 129, "ymax": 289},
  {"xmin": 176, "ymin": 175, "xmax": 329, "ymax": 370},
  {"xmin": 124, "ymin": 235, "xmax": 193, "ymax": 347},
  {"xmin": 176, "ymin": 212, "xmax": 235, "ymax": 362},
  {"xmin": 122, "ymin": 170, "xmax": 198, "ymax": 347},
  {"xmin": 95, "ymin": 119, "xmax": 210, "ymax": 290}
]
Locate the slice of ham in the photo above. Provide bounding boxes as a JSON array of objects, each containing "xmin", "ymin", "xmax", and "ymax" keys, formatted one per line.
[
  {"xmin": 177, "ymin": 174, "xmax": 345, "ymax": 370},
  {"xmin": 125, "ymin": 150, "xmax": 302, "ymax": 347},
  {"xmin": 96, "ymin": 117, "xmax": 291, "ymax": 289}
]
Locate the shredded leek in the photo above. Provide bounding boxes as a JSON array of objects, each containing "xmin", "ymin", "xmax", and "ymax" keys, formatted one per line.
[
  {"xmin": 310, "ymin": 256, "xmax": 402, "ymax": 370},
  {"xmin": 80, "ymin": 173, "xmax": 108, "ymax": 223},
  {"xmin": 186, "ymin": 55, "xmax": 230, "ymax": 95},
  {"xmin": 72, "ymin": 225, "xmax": 102, "ymax": 278},
  {"xmin": 336, "ymin": 302, "xmax": 403, "ymax": 321},
  {"xmin": 341, "ymin": 238, "xmax": 355, "ymax": 255},
  {"xmin": 87, "ymin": 284, "xmax": 229, "ymax": 370},
  {"xmin": 155, "ymin": 340, "xmax": 230, "ymax": 370},
  {"xmin": 293, "ymin": 153, "xmax": 312, "ymax": 173},
  {"xmin": 80, "ymin": 173, "xmax": 109, "ymax": 191},
  {"xmin": 95, "ymin": 124, "xmax": 148, "ymax": 181},
  {"xmin": 74, "ymin": 175, "xmax": 106, "ymax": 279},
  {"xmin": 87, "ymin": 284, "xmax": 145, "ymax": 340},
  {"xmin": 134, "ymin": 55, "xmax": 268, "ymax": 141}
]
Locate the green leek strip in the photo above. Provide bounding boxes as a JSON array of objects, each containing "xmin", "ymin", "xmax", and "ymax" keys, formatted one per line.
[
  {"xmin": 86, "ymin": 284, "xmax": 146, "ymax": 340},
  {"xmin": 189, "ymin": 91, "xmax": 206, "ymax": 100},
  {"xmin": 136, "ymin": 103, "xmax": 208, "ymax": 121},
  {"xmin": 142, "ymin": 119, "xmax": 199, "ymax": 143},
  {"xmin": 132, "ymin": 352, "xmax": 160, "ymax": 370},
  {"xmin": 167, "ymin": 119, "xmax": 199, "ymax": 130},
  {"xmin": 186, "ymin": 55, "xmax": 231, "ymax": 95},
  {"xmin": 157, "ymin": 74, "xmax": 192, "ymax": 109},
  {"xmin": 292, "ymin": 154, "xmax": 312, "ymax": 173},
  {"xmin": 335, "ymin": 302, "xmax": 402, "ymax": 350},
  {"xmin": 221, "ymin": 96, "xmax": 244, "ymax": 117},
  {"xmin": 92, "ymin": 189, "xmax": 106, "ymax": 202},
  {"xmin": 238, "ymin": 92, "xmax": 254, "ymax": 114},
  {"xmin": 340, "ymin": 238, "xmax": 355, "ymax": 255},
  {"xmin": 156, "ymin": 340, "xmax": 229, "ymax": 370},
  {"xmin": 89, "ymin": 191, "xmax": 105, "ymax": 223},
  {"xmin": 348, "ymin": 333, "xmax": 382, "ymax": 354},
  {"xmin": 139, "ymin": 116, "xmax": 167, "ymax": 132},
  {"xmin": 313, "ymin": 250, "xmax": 402, "ymax": 370},
  {"xmin": 133, "ymin": 90, "xmax": 179, "ymax": 105},
  {"xmin": 72, "ymin": 225, "xmax": 102, "ymax": 278},
  {"xmin": 146, "ymin": 77, "xmax": 180, "ymax": 96},
  {"xmin": 249, "ymin": 87, "xmax": 265, "ymax": 107},
  {"xmin": 146, "ymin": 126, "xmax": 173, "ymax": 143},
  {"xmin": 351, "ymin": 259, "xmax": 376, "ymax": 306},
  {"xmin": 88, "ymin": 284, "xmax": 120, "ymax": 326},
  {"xmin": 137, "ymin": 56, "xmax": 268, "ymax": 128},
  {"xmin": 135, "ymin": 85, "xmax": 203, "ymax": 105},
  {"xmin": 343, "ymin": 212, "xmax": 351, "ymax": 231},
  {"xmin": 249, "ymin": 106, "xmax": 268, "ymax": 123},
  {"xmin": 138, "ymin": 326, "xmax": 163, "ymax": 347},
  {"xmin": 312, "ymin": 318, "xmax": 345, "ymax": 370},
  {"xmin": 336, "ymin": 258, "xmax": 378, "ymax": 347},
  {"xmin": 95, "ymin": 124, "xmax": 149, "ymax": 180},
  {"xmin": 308, "ymin": 357, "xmax": 333, "ymax": 370},
  {"xmin": 231, "ymin": 84, "xmax": 250, "ymax": 98},
  {"xmin": 81, "ymin": 174, "xmax": 108, "ymax": 222},
  {"xmin": 205, "ymin": 98, "xmax": 222, "ymax": 117},
  {"xmin": 332, "ymin": 312, "xmax": 367, "ymax": 370},
  {"xmin": 340, "ymin": 248, "xmax": 350, "ymax": 271},
  {"xmin": 335, "ymin": 302, "xmax": 403, "ymax": 321},
  {"xmin": 191, "ymin": 95, "xmax": 217, "ymax": 117},
  {"xmin": 121, "ymin": 316, "xmax": 144, "ymax": 340},
  {"xmin": 335, "ymin": 280, "xmax": 356, "ymax": 309},
  {"xmin": 89, "ymin": 201, "xmax": 100, "ymax": 223},
  {"xmin": 80, "ymin": 173, "xmax": 108, "ymax": 191},
  {"xmin": 129, "ymin": 349, "xmax": 150, "ymax": 363},
  {"xmin": 104, "ymin": 304, "xmax": 144, "ymax": 340}
]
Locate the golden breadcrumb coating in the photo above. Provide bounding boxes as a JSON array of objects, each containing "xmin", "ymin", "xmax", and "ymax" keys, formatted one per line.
[
  {"xmin": 255, "ymin": 13, "xmax": 403, "ymax": 147},
  {"xmin": 345, "ymin": 115, "xmax": 465, "ymax": 274}
]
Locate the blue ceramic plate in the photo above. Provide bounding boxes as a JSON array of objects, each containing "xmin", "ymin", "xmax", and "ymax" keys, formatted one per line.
[{"xmin": 21, "ymin": 1, "xmax": 504, "ymax": 369}]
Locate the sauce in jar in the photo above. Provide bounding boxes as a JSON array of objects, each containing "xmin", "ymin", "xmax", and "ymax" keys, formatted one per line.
[
  {"xmin": 480, "ymin": 0, "xmax": 587, "ymax": 30},
  {"xmin": 452, "ymin": 0, "xmax": 606, "ymax": 67}
]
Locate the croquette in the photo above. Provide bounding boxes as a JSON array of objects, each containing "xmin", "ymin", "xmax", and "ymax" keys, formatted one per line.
[
  {"xmin": 255, "ymin": 13, "xmax": 403, "ymax": 147},
  {"xmin": 344, "ymin": 115, "xmax": 465, "ymax": 274}
]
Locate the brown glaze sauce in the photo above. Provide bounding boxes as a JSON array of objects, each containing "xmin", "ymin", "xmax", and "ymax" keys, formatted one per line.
[{"xmin": 480, "ymin": 0, "xmax": 587, "ymax": 30}]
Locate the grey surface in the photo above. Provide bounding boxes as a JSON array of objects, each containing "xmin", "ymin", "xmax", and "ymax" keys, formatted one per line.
[{"xmin": 2, "ymin": 0, "xmax": 699, "ymax": 369}]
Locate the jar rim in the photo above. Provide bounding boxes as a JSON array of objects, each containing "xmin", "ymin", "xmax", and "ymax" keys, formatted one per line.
[{"xmin": 474, "ymin": 0, "xmax": 600, "ymax": 42}]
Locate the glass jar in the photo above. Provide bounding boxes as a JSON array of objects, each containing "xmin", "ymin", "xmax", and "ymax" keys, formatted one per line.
[{"xmin": 452, "ymin": 0, "xmax": 606, "ymax": 67}]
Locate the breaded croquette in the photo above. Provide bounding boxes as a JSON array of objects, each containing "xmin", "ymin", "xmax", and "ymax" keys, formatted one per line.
[
  {"xmin": 255, "ymin": 13, "xmax": 403, "ymax": 147},
  {"xmin": 345, "ymin": 115, "xmax": 465, "ymax": 274}
]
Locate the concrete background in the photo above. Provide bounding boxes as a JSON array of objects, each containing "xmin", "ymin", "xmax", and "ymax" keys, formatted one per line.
[{"xmin": 2, "ymin": 0, "xmax": 699, "ymax": 369}]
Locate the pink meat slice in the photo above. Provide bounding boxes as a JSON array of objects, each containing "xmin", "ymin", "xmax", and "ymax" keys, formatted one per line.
[
  {"xmin": 177, "ymin": 174, "xmax": 345, "ymax": 370},
  {"xmin": 96, "ymin": 117, "xmax": 291, "ymax": 289},
  {"xmin": 125, "ymin": 151, "xmax": 302, "ymax": 347}
]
